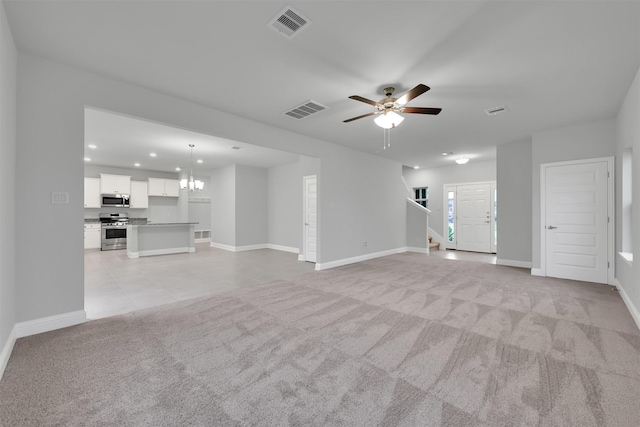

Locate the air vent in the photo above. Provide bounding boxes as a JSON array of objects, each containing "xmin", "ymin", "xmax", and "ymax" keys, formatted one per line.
[
  {"xmin": 268, "ymin": 6, "xmax": 311, "ymax": 39},
  {"xmin": 485, "ymin": 105, "xmax": 508, "ymax": 116},
  {"xmin": 284, "ymin": 100, "xmax": 328, "ymax": 119}
]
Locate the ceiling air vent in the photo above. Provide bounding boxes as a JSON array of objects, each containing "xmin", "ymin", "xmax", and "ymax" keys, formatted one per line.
[
  {"xmin": 284, "ymin": 100, "xmax": 328, "ymax": 119},
  {"xmin": 485, "ymin": 105, "xmax": 508, "ymax": 116},
  {"xmin": 268, "ymin": 6, "xmax": 311, "ymax": 39}
]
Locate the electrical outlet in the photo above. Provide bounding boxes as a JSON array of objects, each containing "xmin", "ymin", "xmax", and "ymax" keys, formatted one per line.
[
  {"xmin": 363, "ymin": 241, "xmax": 368, "ymax": 247},
  {"xmin": 51, "ymin": 192, "xmax": 69, "ymax": 204}
]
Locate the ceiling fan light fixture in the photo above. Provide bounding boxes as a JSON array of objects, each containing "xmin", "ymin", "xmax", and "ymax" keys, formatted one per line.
[{"xmin": 374, "ymin": 111, "xmax": 404, "ymax": 129}]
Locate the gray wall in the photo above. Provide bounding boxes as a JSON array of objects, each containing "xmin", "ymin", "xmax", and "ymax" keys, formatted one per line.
[
  {"xmin": 210, "ymin": 165, "xmax": 236, "ymax": 247},
  {"xmin": 496, "ymin": 139, "xmax": 533, "ymax": 264},
  {"xmin": 321, "ymin": 147, "xmax": 406, "ymax": 262},
  {"xmin": 531, "ymin": 119, "xmax": 616, "ymax": 269},
  {"xmin": 403, "ymin": 159, "xmax": 497, "ymax": 238},
  {"xmin": 615, "ymin": 66, "xmax": 640, "ymax": 317},
  {"xmin": 84, "ymin": 164, "xmax": 182, "ymax": 222},
  {"xmin": 406, "ymin": 202, "xmax": 428, "ymax": 251},
  {"xmin": 187, "ymin": 175, "xmax": 212, "ymax": 231},
  {"xmin": 0, "ymin": 1, "xmax": 17, "ymax": 368},
  {"xmin": 235, "ymin": 165, "xmax": 268, "ymax": 247},
  {"xmin": 268, "ymin": 161, "xmax": 302, "ymax": 249}
]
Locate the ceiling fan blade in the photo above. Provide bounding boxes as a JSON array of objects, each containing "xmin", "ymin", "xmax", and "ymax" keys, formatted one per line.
[
  {"xmin": 343, "ymin": 112, "xmax": 378, "ymax": 123},
  {"xmin": 401, "ymin": 107, "xmax": 442, "ymax": 115},
  {"xmin": 348, "ymin": 95, "xmax": 379, "ymax": 107},
  {"xmin": 395, "ymin": 84, "xmax": 430, "ymax": 106}
]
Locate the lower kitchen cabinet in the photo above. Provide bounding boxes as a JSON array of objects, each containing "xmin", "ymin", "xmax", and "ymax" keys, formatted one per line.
[{"xmin": 84, "ymin": 223, "xmax": 101, "ymax": 249}]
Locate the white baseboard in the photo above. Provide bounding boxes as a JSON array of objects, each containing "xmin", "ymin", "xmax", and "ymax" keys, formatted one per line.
[
  {"xmin": 496, "ymin": 258, "xmax": 533, "ymax": 269},
  {"xmin": 406, "ymin": 246, "xmax": 428, "ymax": 254},
  {"xmin": 211, "ymin": 242, "xmax": 299, "ymax": 254},
  {"xmin": 615, "ymin": 279, "xmax": 640, "ymax": 331},
  {"xmin": 16, "ymin": 310, "xmax": 86, "ymax": 339},
  {"xmin": 0, "ymin": 325, "xmax": 17, "ymax": 380},
  {"xmin": 210, "ymin": 242, "xmax": 237, "ymax": 252},
  {"xmin": 266, "ymin": 244, "xmax": 299, "ymax": 254},
  {"xmin": 194, "ymin": 238, "xmax": 211, "ymax": 244},
  {"xmin": 531, "ymin": 268, "xmax": 544, "ymax": 276},
  {"xmin": 128, "ymin": 247, "xmax": 193, "ymax": 258},
  {"xmin": 315, "ymin": 247, "xmax": 405, "ymax": 271},
  {"xmin": 298, "ymin": 254, "xmax": 305, "ymax": 261}
]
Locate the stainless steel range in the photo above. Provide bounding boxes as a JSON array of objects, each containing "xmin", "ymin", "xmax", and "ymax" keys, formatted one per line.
[{"xmin": 100, "ymin": 213, "xmax": 129, "ymax": 251}]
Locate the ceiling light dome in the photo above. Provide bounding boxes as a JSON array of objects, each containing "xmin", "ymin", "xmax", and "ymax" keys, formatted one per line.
[
  {"xmin": 455, "ymin": 157, "xmax": 470, "ymax": 165},
  {"xmin": 374, "ymin": 111, "xmax": 404, "ymax": 129}
]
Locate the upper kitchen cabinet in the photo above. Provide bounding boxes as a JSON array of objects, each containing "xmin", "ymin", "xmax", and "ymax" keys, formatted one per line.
[
  {"xmin": 130, "ymin": 181, "xmax": 149, "ymax": 209},
  {"xmin": 100, "ymin": 174, "xmax": 131, "ymax": 195},
  {"xmin": 148, "ymin": 178, "xmax": 180, "ymax": 197},
  {"xmin": 84, "ymin": 177, "xmax": 101, "ymax": 208}
]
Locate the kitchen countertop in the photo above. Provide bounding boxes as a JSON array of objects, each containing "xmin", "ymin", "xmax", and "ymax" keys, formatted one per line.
[
  {"xmin": 129, "ymin": 222, "xmax": 198, "ymax": 226},
  {"xmin": 84, "ymin": 218, "xmax": 149, "ymax": 224}
]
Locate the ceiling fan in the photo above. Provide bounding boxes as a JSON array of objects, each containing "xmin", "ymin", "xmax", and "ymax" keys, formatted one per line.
[{"xmin": 343, "ymin": 84, "xmax": 442, "ymax": 129}]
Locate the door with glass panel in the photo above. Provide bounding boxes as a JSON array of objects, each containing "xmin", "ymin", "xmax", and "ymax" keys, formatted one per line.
[{"xmin": 444, "ymin": 182, "xmax": 497, "ymax": 253}]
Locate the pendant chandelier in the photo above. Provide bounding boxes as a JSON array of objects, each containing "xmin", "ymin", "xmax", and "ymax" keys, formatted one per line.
[{"xmin": 180, "ymin": 144, "xmax": 204, "ymax": 192}]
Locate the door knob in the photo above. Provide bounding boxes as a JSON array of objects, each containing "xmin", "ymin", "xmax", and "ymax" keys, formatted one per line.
[{"xmin": 547, "ymin": 225, "xmax": 557, "ymax": 229}]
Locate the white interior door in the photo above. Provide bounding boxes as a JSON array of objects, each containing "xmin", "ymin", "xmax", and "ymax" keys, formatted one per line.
[
  {"xmin": 456, "ymin": 183, "xmax": 491, "ymax": 252},
  {"xmin": 544, "ymin": 161, "xmax": 609, "ymax": 283},
  {"xmin": 303, "ymin": 175, "xmax": 317, "ymax": 263}
]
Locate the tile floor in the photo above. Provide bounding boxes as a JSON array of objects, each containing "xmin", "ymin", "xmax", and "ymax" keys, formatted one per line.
[{"xmin": 84, "ymin": 246, "xmax": 496, "ymax": 320}]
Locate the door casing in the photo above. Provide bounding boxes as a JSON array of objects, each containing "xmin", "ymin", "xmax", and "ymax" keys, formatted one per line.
[{"xmin": 302, "ymin": 175, "xmax": 318, "ymax": 263}]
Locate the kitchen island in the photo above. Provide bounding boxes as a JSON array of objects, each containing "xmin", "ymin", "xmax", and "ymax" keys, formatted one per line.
[{"xmin": 126, "ymin": 222, "xmax": 197, "ymax": 258}]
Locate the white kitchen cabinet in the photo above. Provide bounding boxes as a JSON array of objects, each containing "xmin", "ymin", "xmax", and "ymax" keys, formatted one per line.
[
  {"xmin": 84, "ymin": 177, "xmax": 101, "ymax": 208},
  {"xmin": 148, "ymin": 178, "xmax": 180, "ymax": 197},
  {"xmin": 130, "ymin": 181, "xmax": 149, "ymax": 209},
  {"xmin": 84, "ymin": 223, "xmax": 101, "ymax": 249},
  {"xmin": 100, "ymin": 174, "xmax": 131, "ymax": 195}
]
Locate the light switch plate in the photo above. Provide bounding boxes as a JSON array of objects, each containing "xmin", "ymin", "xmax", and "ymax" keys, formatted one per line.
[{"xmin": 51, "ymin": 192, "xmax": 69, "ymax": 204}]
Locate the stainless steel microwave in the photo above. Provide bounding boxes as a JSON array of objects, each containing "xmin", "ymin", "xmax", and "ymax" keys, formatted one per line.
[{"xmin": 101, "ymin": 194, "xmax": 130, "ymax": 208}]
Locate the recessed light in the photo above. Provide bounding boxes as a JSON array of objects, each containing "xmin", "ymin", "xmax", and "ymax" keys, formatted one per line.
[
  {"xmin": 197, "ymin": 159, "xmax": 203, "ymax": 164},
  {"xmin": 83, "ymin": 157, "xmax": 91, "ymax": 162},
  {"xmin": 456, "ymin": 158, "xmax": 470, "ymax": 165},
  {"xmin": 442, "ymin": 152, "xmax": 453, "ymax": 156},
  {"xmin": 175, "ymin": 167, "xmax": 181, "ymax": 171},
  {"xmin": 134, "ymin": 163, "xmax": 141, "ymax": 167},
  {"xmin": 88, "ymin": 144, "xmax": 97, "ymax": 149},
  {"xmin": 150, "ymin": 153, "xmax": 157, "ymax": 157},
  {"xmin": 413, "ymin": 166, "xmax": 419, "ymax": 170}
]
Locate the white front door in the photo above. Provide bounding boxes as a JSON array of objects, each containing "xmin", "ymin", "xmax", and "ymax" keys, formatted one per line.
[
  {"xmin": 456, "ymin": 183, "xmax": 492, "ymax": 252},
  {"xmin": 303, "ymin": 175, "xmax": 317, "ymax": 263},
  {"xmin": 544, "ymin": 161, "xmax": 609, "ymax": 284}
]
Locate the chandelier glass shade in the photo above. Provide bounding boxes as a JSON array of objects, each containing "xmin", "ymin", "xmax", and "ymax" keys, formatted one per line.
[{"xmin": 180, "ymin": 144, "xmax": 204, "ymax": 192}]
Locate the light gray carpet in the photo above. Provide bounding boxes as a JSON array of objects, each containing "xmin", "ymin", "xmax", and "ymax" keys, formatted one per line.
[{"xmin": 1, "ymin": 253, "xmax": 640, "ymax": 426}]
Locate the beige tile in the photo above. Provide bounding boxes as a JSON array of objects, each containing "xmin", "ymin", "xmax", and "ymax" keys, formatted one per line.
[{"xmin": 85, "ymin": 243, "xmax": 315, "ymax": 320}]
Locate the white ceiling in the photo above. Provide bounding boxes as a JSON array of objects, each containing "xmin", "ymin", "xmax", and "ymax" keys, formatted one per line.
[
  {"xmin": 5, "ymin": 1, "xmax": 640, "ymax": 170},
  {"xmin": 84, "ymin": 108, "xmax": 300, "ymax": 173}
]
